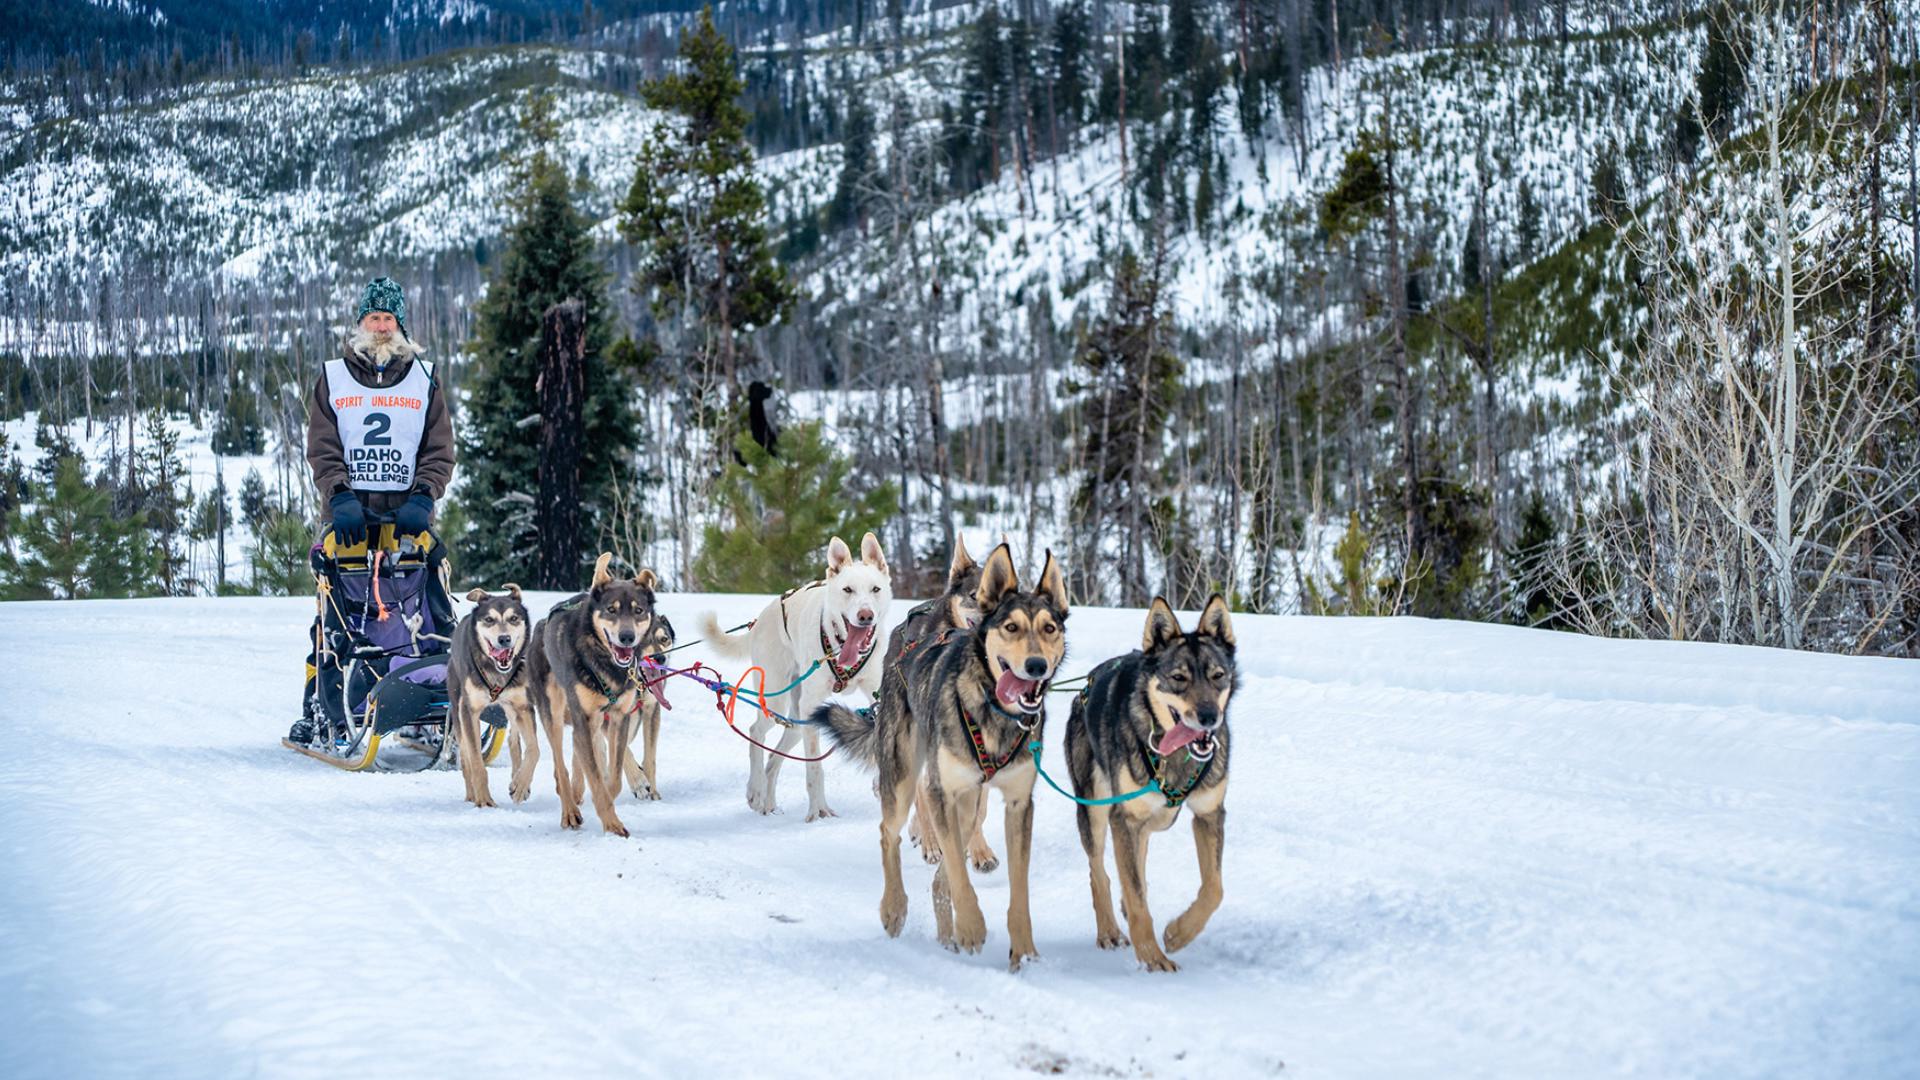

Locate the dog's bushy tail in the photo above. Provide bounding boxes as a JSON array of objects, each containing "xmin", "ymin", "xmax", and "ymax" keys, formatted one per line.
[
  {"xmin": 696, "ymin": 612, "xmax": 754, "ymax": 660},
  {"xmin": 812, "ymin": 702, "xmax": 881, "ymax": 769}
]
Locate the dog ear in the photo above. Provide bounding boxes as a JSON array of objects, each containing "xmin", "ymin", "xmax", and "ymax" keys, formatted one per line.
[
  {"xmin": 947, "ymin": 533, "xmax": 976, "ymax": 585},
  {"xmin": 591, "ymin": 552, "xmax": 614, "ymax": 591},
  {"xmin": 860, "ymin": 531, "xmax": 888, "ymax": 575},
  {"xmin": 633, "ymin": 568, "xmax": 659, "ymax": 591},
  {"xmin": 1195, "ymin": 594, "xmax": 1235, "ymax": 646},
  {"xmin": 1143, "ymin": 597, "xmax": 1182, "ymax": 651},
  {"xmin": 465, "ymin": 587, "xmax": 490, "ymax": 603},
  {"xmin": 1036, "ymin": 549, "xmax": 1069, "ymax": 612},
  {"xmin": 826, "ymin": 536, "xmax": 853, "ymax": 575},
  {"xmin": 976, "ymin": 543, "xmax": 1018, "ymax": 610},
  {"xmin": 502, "ymin": 583, "xmax": 522, "ymax": 601}
]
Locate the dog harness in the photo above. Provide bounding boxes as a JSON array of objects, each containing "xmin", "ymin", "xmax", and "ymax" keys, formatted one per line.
[
  {"xmin": 324, "ymin": 358, "xmax": 433, "ymax": 492},
  {"xmin": 959, "ymin": 702, "xmax": 1029, "ymax": 779},
  {"xmin": 818, "ymin": 621, "xmax": 877, "ymax": 692}
]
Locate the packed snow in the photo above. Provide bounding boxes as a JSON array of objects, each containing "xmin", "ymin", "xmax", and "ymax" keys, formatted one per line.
[{"xmin": 2, "ymin": 589, "xmax": 1915, "ymax": 1078}]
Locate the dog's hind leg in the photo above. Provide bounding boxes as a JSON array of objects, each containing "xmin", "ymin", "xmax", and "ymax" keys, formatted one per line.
[
  {"xmin": 509, "ymin": 710, "xmax": 538, "ymax": 804},
  {"xmin": 909, "ymin": 783, "xmax": 941, "ymax": 864},
  {"xmin": 642, "ymin": 709, "xmax": 661, "ymax": 799},
  {"xmin": 878, "ymin": 766, "xmax": 916, "ymax": 938},
  {"xmin": 755, "ymin": 719, "xmax": 804, "ymax": 815},
  {"xmin": 1001, "ymin": 783, "xmax": 1038, "ymax": 970},
  {"xmin": 1163, "ymin": 807, "xmax": 1225, "ymax": 954},
  {"xmin": 803, "ymin": 727, "xmax": 836, "ymax": 821},
  {"xmin": 1080, "ymin": 798, "xmax": 1126, "ymax": 949},
  {"xmin": 1111, "ymin": 815, "xmax": 1175, "ymax": 972},
  {"xmin": 745, "ymin": 712, "xmax": 778, "ymax": 813}
]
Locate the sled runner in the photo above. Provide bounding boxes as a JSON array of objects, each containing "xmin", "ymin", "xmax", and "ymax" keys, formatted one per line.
[{"xmin": 284, "ymin": 519, "xmax": 505, "ymax": 772}]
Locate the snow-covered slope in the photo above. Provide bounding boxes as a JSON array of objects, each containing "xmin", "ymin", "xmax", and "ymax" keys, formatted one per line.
[{"xmin": 2, "ymin": 594, "xmax": 1914, "ymax": 1078}]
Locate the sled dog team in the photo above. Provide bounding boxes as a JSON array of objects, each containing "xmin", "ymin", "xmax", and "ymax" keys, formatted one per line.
[{"xmin": 447, "ymin": 534, "xmax": 1237, "ymax": 973}]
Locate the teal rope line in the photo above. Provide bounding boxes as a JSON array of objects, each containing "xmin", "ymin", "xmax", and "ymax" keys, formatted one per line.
[
  {"xmin": 725, "ymin": 659, "xmax": 822, "ymax": 704},
  {"xmin": 1026, "ymin": 741, "xmax": 1161, "ymax": 806}
]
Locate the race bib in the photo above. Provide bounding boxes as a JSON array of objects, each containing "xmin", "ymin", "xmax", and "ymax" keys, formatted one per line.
[{"xmin": 324, "ymin": 358, "xmax": 433, "ymax": 492}]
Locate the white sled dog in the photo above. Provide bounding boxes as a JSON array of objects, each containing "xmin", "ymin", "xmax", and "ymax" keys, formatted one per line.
[{"xmin": 698, "ymin": 533, "xmax": 894, "ymax": 821}]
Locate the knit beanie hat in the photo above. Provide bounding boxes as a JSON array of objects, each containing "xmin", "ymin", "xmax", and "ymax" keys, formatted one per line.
[{"xmin": 356, "ymin": 277, "xmax": 408, "ymax": 334}]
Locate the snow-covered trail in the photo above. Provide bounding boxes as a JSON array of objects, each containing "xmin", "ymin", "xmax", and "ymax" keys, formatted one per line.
[{"xmin": 1, "ymin": 596, "xmax": 1915, "ymax": 1079}]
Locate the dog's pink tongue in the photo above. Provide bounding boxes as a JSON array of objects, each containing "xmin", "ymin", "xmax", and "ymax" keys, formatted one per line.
[
  {"xmin": 995, "ymin": 670, "xmax": 1038, "ymax": 708},
  {"xmin": 839, "ymin": 623, "xmax": 874, "ymax": 666},
  {"xmin": 1156, "ymin": 724, "xmax": 1202, "ymax": 755},
  {"xmin": 487, "ymin": 646, "xmax": 514, "ymax": 665}
]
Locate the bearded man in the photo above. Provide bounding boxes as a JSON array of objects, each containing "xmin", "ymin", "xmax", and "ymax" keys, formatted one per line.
[{"xmin": 288, "ymin": 276, "xmax": 456, "ymax": 745}]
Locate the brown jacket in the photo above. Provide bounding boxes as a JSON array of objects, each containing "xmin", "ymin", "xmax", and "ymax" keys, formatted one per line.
[{"xmin": 306, "ymin": 344, "xmax": 455, "ymax": 513}]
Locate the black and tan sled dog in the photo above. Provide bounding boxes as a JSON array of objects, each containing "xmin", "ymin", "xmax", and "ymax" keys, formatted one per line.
[
  {"xmin": 816, "ymin": 543, "xmax": 1069, "ymax": 970},
  {"xmin": 527, "ymin": 552, "xmax": 661, "ymax": 836},
  {"xmin": 447, "ymin": 584, "xmax": 533, "ymax": 809},
  {"xmin": 1066, "ymin": 595, "xmax": 1237, "ymax": 971},
  {"xmin": 621, "ymin": 613, "xmax": 675, "ymax": 802}
]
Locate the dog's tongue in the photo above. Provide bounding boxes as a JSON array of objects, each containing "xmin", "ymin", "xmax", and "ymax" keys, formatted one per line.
[
  {"xmin": 487, "ymin": 645, "xmax": 514, "ymax": 665},
  {"xmin": 995, "ymin": 670, "xmax": 1039, "ymax": 708},
  {"xmin": 838, "ymin": 623, "xmax": 874, "ymax": 666},
  {"xmin": 1156, "ymin": 723, "xmax": 1203, "ymax": 755}
]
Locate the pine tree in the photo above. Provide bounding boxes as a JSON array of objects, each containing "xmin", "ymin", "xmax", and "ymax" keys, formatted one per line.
[
  {"xmin": 1461, "ymin": 197, "xmax": 1486, "ymax": 289},
  {"xmin": 459, "ymin": 91, "xmax": 640, "ymax": 588},
  {"xmin": 1073, "ymin": 243, "xmax": 1183, "ymax": 605},
  {"xmin": 1515, "ymin": 175, "xmax": 1541, "ymax": 259},
  {"xmin": 137, "ymin": 410, "xmax": 190, "ymax": 595},
  {"xmin": 620, "ymin": 6, "xmax": 793, "ymax": 403},
  {"xmin": 249, "ymin": 509, "xmax": 314, "ymax": 596},
  {"xmin": 239, "ymin": 468, "xmax": 274, "ymax": 531},
  {"xmin": 1052, "ymin": 0, "xmax": 1089, "ymax": 130},
  {"xmin": 830, "ymin": 93, "xmax": 876, "ymax": 232},
  {"xmin": 1590, "ymin": 140, "xmax": 1627, "ymax": 225},
  {"xmin": 1696, "ymin": 6, "xmax": 1746, "ymax": 141},
  {"xmin": 693, "ymin": 422, "xmax": 895, "ymax": 593},
  {"xmin": 0, "ymin": 456, "xmax": 153, "ymax": 600},
  {"xmin": 212, "ymin": 370, "xmax": 265, "ymax": 454}
]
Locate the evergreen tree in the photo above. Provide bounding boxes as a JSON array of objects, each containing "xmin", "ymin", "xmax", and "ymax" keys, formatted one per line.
[
  {"xmin": 1695, "ymin": 6, "xmax": 1746, "ymax": 141},
  {"xmin": 1589, "ymin": 140, "xmax": 1627, "ymax": 225},
  {"xmin": 459, "ymin": 91, "xmax": 640, "ymax": 588},
  {"xmin": 249, "ymin": 509, "xmax": 314, "ymax": 596},
  {"xmin": 620, "ymin": 7, "xmax": 793, "ymax": 403},
  {"xmin": 1072, "ymin": 243, "xmax": 1183, "ymax": 604},
  {"xmin": 212, "ymin": 370, "xmax": 265, "ymax": 454},
  {"xmin": 0, "ymin": 456, "xmax": 152, "ymax": 599},
  {"xmin": 1052, "ymin": 0, "xmax": 1089, "ymax": 129},
  {"xmin": 693, "ymin": 422, "xmax": 895, "ymax": 593},
  {"xmin": 1461, "ymin": 197, "xmax": 1486, "ymax": 289},
  {"xmin": 137, "ymin": 410, "xmax": 190, "ymax": 594},
  {"xmin": 830, "ymin": 93, "xmax": 876, "ymax": 232},
  {"xmin": 238, "ymin": 468, "xmax": 274, "ymax": 531},
  {"xmin": 1167, "ymin": 0, "xmax": 1199, "ymax": 77},
  {"xmin": 1515, "ymin": 175, "xmax": 1541, "ymax": 259},
  {"xmin": 963, "ymin": 3, "xmax": 1009, "ymax": 186}
]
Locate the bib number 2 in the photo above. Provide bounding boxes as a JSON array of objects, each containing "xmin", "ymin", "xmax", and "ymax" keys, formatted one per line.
[{"xmin": 363, "ymin": 412, "xmax": 392, "ymax": 445}]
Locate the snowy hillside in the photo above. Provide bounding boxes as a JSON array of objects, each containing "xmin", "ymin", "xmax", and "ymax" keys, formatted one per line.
[{"xmin": 3, "ymin": 594, "xmax": 1915, "ymax": 1077}]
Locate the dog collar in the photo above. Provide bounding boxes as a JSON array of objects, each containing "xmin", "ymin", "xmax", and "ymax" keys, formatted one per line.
[
  {"xmin": 478, "ymin": 655, "xmax": 524, "ymax": 701},
  {"xmin": 819, "ymin": 620, "xmax": 877, "ymax": 692}
]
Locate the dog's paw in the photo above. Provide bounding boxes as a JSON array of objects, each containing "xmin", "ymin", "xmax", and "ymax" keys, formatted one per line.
[
  {"xmin": 472, "ymin": 793, "xmax": 497, "ymax": 809},
  {"xmin": 969, "ymin": 847, "xmax": 1000, "ymax": 873},
  {"xmin": 1136, "ymin": 949, "xmax": 1180, "ymax": 973},
  {"xmin": 880, "ymin": 892, "xmax": 908, "ymax": 938},
  {"xmin": 602, "ymin": 819, "xmax": 630, "ymax": 838},
  {"xmin": 919, "ymin": 843, "xmax": 942, "ymax": 865},
  {"xmin": 1008, "ymin": 947, "xmax": 1039, "ymax": 972},
  {"xmin": 1163, "ymin": 914, "xmax": 1204, "ymax": 954},
  {"xmin": 561, "ymin": 807, "xmax": 584, "ymax": 830},
  {"xmin": 1096, "ymin": 927, "xmax": 1130, "ymax": 950},
  {"xmin": 805, "ymin": 805, "xmax": 838, "ymax": 822},
  {"xmin": 954, "ymin": 910, "xmax": 987, "ymax": 954},
  {"xmin": 509, "ymin": 782, "xmax": 530, "ymax": 803}
]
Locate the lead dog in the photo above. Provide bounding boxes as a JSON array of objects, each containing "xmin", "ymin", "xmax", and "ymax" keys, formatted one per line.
[
  {"xmin": 697, "ymin": 533, "xmax": 894, "ymax": 821},
  {"xmin": 816, "ymin": 543, "xmax": 1068, "ymax": 970},
  {"xmin": 622, "ymin": 613, "xmax": 675, "ymax": 801},
  {"xmin": 447, "ymin": 584, "xmax": 533, "ymax": 809},
  {"xmin": 527, "ymin": 553, "xmax": 660, "ymax": 836},
  {"xmin": 1066, "ymin": 596, "xmax": 1237, "ymax": 971}
]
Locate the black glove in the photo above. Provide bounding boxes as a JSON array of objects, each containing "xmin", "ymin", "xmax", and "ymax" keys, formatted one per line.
[
  {"xmin": 395, "ymin": 491, "xmax": 434, "ymax": 537},
  {"xmin": 329, "ymin": 490, "xmax": 367, "ymax": 548}
]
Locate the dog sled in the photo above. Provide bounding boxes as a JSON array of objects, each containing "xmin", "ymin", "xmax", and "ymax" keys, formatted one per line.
[{"xmin": 283, "ymin": 517, "xmax": 505, "ymax": 772}]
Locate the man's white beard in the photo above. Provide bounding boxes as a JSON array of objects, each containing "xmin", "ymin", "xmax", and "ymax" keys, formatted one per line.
[{"xmin": 349, "ymin": 325, "xmax": 424, "ymax": 368}]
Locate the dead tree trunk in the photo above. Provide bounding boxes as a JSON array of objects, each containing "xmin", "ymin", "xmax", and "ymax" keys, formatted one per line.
[{"xmin": 536, "ymin": 298, "xmax": 587, "ymax": 590}]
